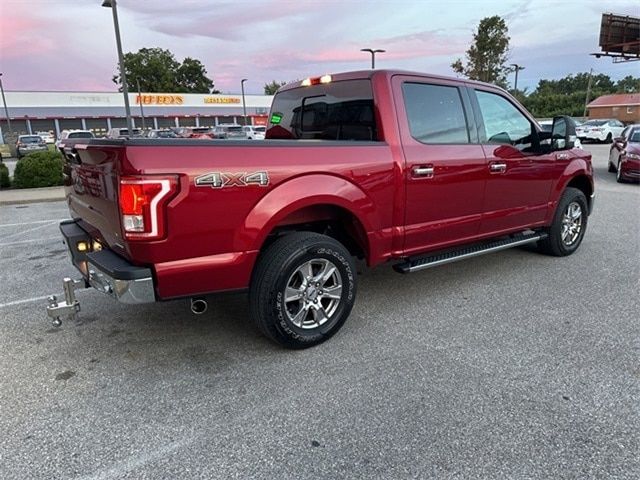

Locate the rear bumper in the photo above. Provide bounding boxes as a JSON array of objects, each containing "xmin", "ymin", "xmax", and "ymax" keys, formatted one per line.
[{"xmin": 60, "ymin": 220, "xmax": 156, "ymax": 304}]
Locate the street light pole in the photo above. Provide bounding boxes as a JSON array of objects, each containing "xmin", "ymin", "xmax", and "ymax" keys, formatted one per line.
[
  {"xmin": 102, "ymin": 0, "xmax": 133, "ymax": 134},
  {"xmin": 0, "ymin": 73, "xmax": 13, "ymax": 134},
  {"xmin": 510, "ymin": 64, "xmax": 525, "ymax": 92},
  {"xmin": 241, "ymin": 78, "xmax": 248, "ymax": 126},
  {"xmin": 136, "ymin": 78, "xmax": 146, "ymax": 130},
  {"xmin": 360, "ymin": 48, "xmax": 386, "ymax": 69}
]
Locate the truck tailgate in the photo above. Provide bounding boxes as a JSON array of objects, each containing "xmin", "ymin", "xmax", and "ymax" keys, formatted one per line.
[{"xmin": 61, "ymin": 141, "xmax": 125, "ymax": 253}]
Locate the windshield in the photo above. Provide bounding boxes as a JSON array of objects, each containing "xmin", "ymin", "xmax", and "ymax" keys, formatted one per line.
[
  {"xmin": 583, "ymin": 120, "xmax": 607, "ymax": 126},
  {"xmin": 254, "ymin": 126, "xmax": 266, "ymax": 132},
  {"xmin": 21, "ymin": 136, "xmax": 43, "ymax": 143},
  {"xmin": 69, "ymin": 132, "xmax": 94, "ymax": 139}
]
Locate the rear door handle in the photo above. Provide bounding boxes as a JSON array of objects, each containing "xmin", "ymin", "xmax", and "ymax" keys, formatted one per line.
[
  {"xmin": 412, "ymin": 166, "xmax": 434, "ymax": 177},
  {"xmin": 490, "ymin": 162, "xmax": 507, "ymax": 173}
]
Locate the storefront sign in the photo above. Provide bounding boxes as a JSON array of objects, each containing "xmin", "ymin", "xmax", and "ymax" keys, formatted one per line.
[
  {"xmin": 204, "ymin": 97, "xmax": 241, "ymax": 104},
  {"xmin": 136, "ymin": 95, "xmax": 184, "ymax": 105}
]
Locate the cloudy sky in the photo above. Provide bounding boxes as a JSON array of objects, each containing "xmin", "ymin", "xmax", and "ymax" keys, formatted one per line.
[{"xmin": 0, "ymin": 0, "xmax": 637, "ymax": 94}]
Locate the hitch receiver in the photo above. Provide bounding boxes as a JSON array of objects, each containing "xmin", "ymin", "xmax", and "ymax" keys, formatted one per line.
[{"xmin": 46, "ymin": 277, "xmax": 84, "ymax": 327}]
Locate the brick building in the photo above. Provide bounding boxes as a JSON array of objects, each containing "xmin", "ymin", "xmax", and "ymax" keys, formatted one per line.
[{"xmin": 587, "ymin": 93, "xmax": 640, "ymax": 124}]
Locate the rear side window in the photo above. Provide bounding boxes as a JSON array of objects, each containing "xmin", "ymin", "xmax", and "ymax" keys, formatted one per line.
[
  {"xmin": 267, "ymin": 79, "xmax": 378, "ymax": 141},
  {"xmin": 402, "ymin": 83, "xmax": 470, "ymax": 144}
]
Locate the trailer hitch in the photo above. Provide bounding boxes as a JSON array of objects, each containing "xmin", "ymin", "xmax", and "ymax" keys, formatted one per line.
[{"xmin": 46, "ymin": 278, "xmax": 85, "ymax": 327}]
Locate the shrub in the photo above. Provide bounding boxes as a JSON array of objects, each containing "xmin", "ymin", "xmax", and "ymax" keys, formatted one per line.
[
  {"xmin": 0, "ymin": 162, "xmax": 10, "ymax": 188},
  {"xmin": 13, "ymin": 151, "xmax": 64, "ymax": 189}
]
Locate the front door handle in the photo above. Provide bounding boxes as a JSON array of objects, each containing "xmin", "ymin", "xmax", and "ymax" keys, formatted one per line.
[
  {"xmin": 490, "ymin": 162, "xmax": 507, "ymax": 173},
  {"xmin": 413, "ymin": 166, "xmax": 434, "ymax": 177}
]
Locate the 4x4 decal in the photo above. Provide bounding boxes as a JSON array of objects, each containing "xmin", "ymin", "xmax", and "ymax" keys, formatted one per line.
[{"xmin": 195, "ymin": 171, "xmax": 270, "ymax": 188}]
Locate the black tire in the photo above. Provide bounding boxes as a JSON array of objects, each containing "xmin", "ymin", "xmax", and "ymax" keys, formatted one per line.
[
  {"xmin": 250, "ymin": 232, "xmax": 357, "ymax": 349},
  {"xmin": 538, "ymin": 187, "xmax": 588, "ymax": 257},
  {"xmin": 605, "ymin": 133, "xmax": 613, "ymax": 144},
  {"xmin": 616, "ymin": 160, "xmax": 626, "ymax": 184}
]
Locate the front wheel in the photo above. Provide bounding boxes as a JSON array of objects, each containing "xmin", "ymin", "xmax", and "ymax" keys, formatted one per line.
[
  {"xmin": 250, "ymin": 232, "xmax": 357, "ymax": 349},
  {"xmin": 616, "ymin": 160, "xmax": 626, "ymax": 183},
  {"xmin": 538, "ymin": 187, "xmax": 588, "ymax": 256}
]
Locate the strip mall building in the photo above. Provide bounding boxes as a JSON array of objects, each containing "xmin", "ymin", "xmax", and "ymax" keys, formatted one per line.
[{"xmin": 0, "ymin": 91, "xmax": 274, "ymax": 139}]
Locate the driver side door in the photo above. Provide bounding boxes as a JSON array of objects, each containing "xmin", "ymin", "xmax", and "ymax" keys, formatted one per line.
[{"xmin": 470, "ymin": 87, "xmax": 568, "ymax": 235}]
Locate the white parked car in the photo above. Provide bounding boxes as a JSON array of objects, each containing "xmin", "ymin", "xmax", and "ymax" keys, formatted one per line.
[
  {"xmin": 36, "ymin": 131, "xmax": 55, "ymax": 144},
  {"xmin": 243, "ymin": 125, "xmax": 266, "ymax": 140},
  {"xmin": 55, "ymin": 129, "xmax": 94, "ymax": 148},
  {"xmin": 537, "ymin": 120, "xmax": 582, "ymax": 149},
  {"xmin": 576, "ymin": 119, "xmax": 624, "ymax": 143}
]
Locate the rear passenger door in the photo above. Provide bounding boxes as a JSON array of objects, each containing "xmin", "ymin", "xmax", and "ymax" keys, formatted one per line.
[{"xmin": 393, "ymin": 75, "xmax": 487, "ymax": 255}]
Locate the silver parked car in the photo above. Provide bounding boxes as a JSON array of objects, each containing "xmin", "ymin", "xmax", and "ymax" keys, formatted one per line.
[{"xmin": 16, "ymin": 135, "xmax": 48, "ymax": 158}]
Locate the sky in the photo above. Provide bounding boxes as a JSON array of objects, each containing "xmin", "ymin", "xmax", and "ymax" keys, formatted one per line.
[{"xmin": 0, "ymin": 0, "xmax": 638, "ymax": 95}]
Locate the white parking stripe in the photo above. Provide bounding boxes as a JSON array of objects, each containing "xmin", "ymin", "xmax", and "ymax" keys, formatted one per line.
[
  {"xmin": 0, "ymin": 237, "xmax": 61, "ymax": 247},
  {"xmin": 0, "ymin": 289, "xmax": 89, "ymax": 309},
  {"xmin": 0, "ymin": 218, "xmax": 68, "ymax": 228},
  {"xmin": 0, "ymin": 221, "xmax": 59, "ymax": 242}
]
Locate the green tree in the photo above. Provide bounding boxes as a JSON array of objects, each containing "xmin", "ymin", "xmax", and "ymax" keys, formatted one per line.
[
  {"xmin": 264, "ymin": 80, "xmax": 287, "ymax": 95},
  {"xmin": 616, "ymin": 75, "xmax": 640, "ymax": 93},
  {"xmin": 112, "ymin": 48, "xmax": 218, "ymax": 93},
  {"xmin": 452, "ymin": 16, "xmax": 511, "ymax": 87}
]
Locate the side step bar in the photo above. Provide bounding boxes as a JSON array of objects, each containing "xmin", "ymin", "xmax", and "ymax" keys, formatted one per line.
[{"xmin": 393, "ymin": 231, "xmax": 547, "ymax": 274}]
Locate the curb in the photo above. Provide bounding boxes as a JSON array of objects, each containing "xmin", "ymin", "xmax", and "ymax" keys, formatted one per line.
[{"xmin": 0, "ymin": 186, "xmax": 66, "ymax": 206}]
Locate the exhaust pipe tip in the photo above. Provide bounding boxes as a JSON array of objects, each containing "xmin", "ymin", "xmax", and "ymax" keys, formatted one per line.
[{"xmin": 190, "ymin": 297, "xmax": 208, "ymax": 315}]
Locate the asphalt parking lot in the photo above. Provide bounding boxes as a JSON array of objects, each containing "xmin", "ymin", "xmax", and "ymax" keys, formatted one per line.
[{"xmin": 0, "ymin": 144, "xmax": 638, "ymax": 479}]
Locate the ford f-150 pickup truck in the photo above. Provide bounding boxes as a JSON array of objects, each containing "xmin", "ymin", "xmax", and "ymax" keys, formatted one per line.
[{"xmin": 47, "ymin": 70, "xmax": 594, "ymax": 349}]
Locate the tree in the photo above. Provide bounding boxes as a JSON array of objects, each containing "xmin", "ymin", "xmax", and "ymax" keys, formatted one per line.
[
  {"xmin": 112, "ymin": 47, "xmax": 218, "ymax": 93},
  {"xmin": 452, "ymin": 16, "xmax": 510, "ymax": 88},
  {"xmin": 616, "ymin": 75, "xmax": 640, "ymax": 93},
  {"xmin": 264, "ymin": 80, "xmax": 288, "ymax": 95}
]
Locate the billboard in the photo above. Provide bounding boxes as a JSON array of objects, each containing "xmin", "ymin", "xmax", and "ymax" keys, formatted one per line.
[{"xmin": 596, "ymin": 13, "xmax": 640, "ymax": 62}]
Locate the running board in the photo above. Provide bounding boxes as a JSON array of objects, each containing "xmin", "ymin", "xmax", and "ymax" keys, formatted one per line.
[{"xmin": 393, "ymin": 231, "xmax": 547, "ymax": 274}]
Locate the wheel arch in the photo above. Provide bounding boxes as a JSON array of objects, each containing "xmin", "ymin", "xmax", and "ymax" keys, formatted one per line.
[{"xmin": 234, "ymin": 174, "xmax": 381, "ymax": 265}]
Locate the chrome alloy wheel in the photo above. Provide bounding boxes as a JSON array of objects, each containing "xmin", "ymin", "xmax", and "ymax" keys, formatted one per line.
[
  {"xmin": 561, "ymin": 201, "xmax": 583, "ymax": 246},
  {"xmin": 283, "ymin": 258, "xmax": 343, "ymax": 329}
]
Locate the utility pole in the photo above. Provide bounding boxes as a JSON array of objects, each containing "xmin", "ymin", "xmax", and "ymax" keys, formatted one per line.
[
  {"xmin": 510, "ymin": 64, "xmax": 525, "ymax": 92},
  {"xmin": 102, "ymin": 0, "xmax": 134, "ymax": 134},
  {"xmin": 241, "ymin": 79, "xmax": 248, "ymax": 125},
  {"xmin": 0, "ymin": 73, "xmax": 12, "ymax": 134},
  {"xmin": 583, "ymin": 68, "xmax": 594, "ymax": 119},
  {"xmin": 136, "ymin": 78, "xmax": 146, "ymax": 130}
]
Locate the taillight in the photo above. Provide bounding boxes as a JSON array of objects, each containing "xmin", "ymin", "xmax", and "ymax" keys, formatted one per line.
[{"xmin": 118, "ymin": 176, "xmax": 178, "ymax": 240}]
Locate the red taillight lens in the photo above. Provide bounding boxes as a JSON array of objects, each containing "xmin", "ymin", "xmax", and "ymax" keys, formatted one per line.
[{"xmin": 119, "ymin": 177, "xmax": 178, "ymax": 240}]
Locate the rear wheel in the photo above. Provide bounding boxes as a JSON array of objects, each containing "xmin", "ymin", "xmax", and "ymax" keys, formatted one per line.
[
  {"xmin": 538, "ymin": 187, "xmax": 588, "ymax": 257},
  {"xmin": 250, "ymin": 232, "xmax": 357, "ymax": 349},
  {"xmin": 605, "ymin": 132, "xmax": 613, "ymax": 144}
]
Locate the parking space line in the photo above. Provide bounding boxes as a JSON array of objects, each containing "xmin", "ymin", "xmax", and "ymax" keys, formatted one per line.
[
  {"xmin": 0, "ymin": 237, "xmax": 61, "ymax": 247},
  {"xmin": 0, "ymin": 289, "xmax": 90, "ymax": 309},
  {"xmin": 0, "ymin": 221, "xmax": 60, "ymax": 242},
  {"xmin": 0, "ymin": 218, "xmax": 68, "ymax": 228}
]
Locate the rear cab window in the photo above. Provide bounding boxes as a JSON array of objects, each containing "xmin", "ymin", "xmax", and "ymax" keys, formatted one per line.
[
  {"xmin": 402, "ymin": 83, "xmax": 470, "ymax": 144},
  {"xmin": 267, "ymin": 79, "xmax": 378, "ymax": 141}
]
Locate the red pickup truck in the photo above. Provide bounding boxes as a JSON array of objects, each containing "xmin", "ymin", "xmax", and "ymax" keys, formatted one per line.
[{"xmin": 47, "ymin": 70, "xmax": 594, "ymax": 348}]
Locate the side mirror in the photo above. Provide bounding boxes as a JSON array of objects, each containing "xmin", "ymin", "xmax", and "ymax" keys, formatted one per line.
[
  {"xmin": 613, "ymin": 136, "xmax": 626, "ymax": 146},
  {"xmin": 551, "ymin": 116, "xmax": 576, "ymax": 151}
]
